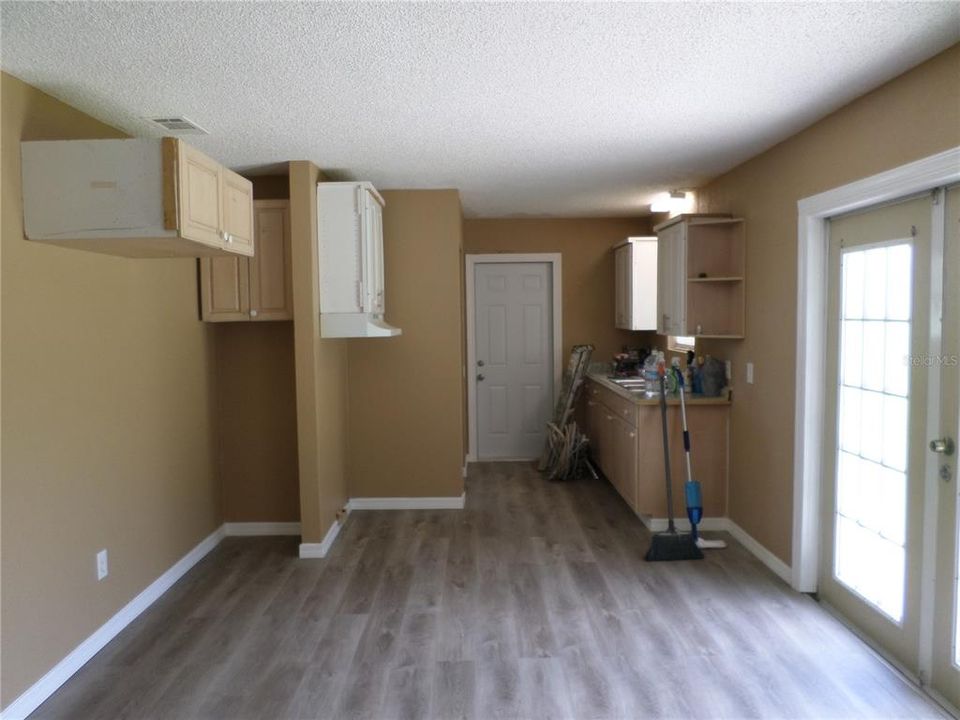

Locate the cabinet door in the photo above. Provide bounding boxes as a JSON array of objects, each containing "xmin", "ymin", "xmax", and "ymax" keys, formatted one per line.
[
  {"xmin": 249, "ymin": 200, "xmax": 292, "ymax": 321},
  {"xmin": 600, "ymin": 409, "xmax": 617, "ymax": 482},
  {"xmin": 221, "ymin": 169, "xmax": 255, "ymax": 256},
  {"xmin": 178, "ymin": 142, "xmax": 223, "ymax": 249},
  {"xmin": 656, "ymin": 223, "xmax": 686, "ymax": 334},
  {"xmin": 361, "ymin": 189, "xmax": 385, "ymax": 314},
  {"xmin": 614, "ymin": 245, "xmax": 630, "ymax": 329},
  {"xmin": 587, "ymin": 398, "xmax": 604, "ymax": 467},
  {"xmin": 199, "ymin": 255, "xmax": 250, "ymax": 321},
  {"xmin": 615, "ymin": 417, "xmax": 638, "ymax": 510}
]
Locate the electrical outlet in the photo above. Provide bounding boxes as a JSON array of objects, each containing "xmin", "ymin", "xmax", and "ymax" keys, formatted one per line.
[
  {"xmin": 746, "ymin": 362, "xmax": 755, "ymax": 385},
  {"xmin": 96, "ymin": 549, "xmax": 108, "ymax": 581}
]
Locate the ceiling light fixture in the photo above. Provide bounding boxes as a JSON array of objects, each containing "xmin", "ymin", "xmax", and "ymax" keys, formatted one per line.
[{"xmin": 649, "ymin": 190, "xmax": 688, "ymax": 213}]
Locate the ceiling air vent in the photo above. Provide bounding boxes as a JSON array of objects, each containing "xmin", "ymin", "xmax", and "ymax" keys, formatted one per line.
[{"xmin": 146, "ymin": 116, "xmax": 208, "ymax": 135}]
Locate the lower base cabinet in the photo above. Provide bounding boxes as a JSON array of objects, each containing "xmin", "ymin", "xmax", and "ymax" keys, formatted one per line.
[{"xmin": 582, "ymin": 379, "xmax": 728, "ymax": 521}]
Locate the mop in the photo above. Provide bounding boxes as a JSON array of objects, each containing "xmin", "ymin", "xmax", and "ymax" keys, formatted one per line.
[
  {"xmin": 644, "ymin": 364, "xmax": 703, "ymax": 562},
  {"xmin": 676, "ymin": 368, "xmax": 727, "ymax": 550}
]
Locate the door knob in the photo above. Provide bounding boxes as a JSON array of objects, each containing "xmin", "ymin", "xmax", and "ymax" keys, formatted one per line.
[
  {"xmin": 477, "ymin": 374, "xmax": 485, "ymax": 382},
  {"xmin": 929, "ymin": 437, "xmax": 955, "ymax": 456},
  {"xmin": 477, "ymin": 360, "xmax": 485, "ymax": 367}
]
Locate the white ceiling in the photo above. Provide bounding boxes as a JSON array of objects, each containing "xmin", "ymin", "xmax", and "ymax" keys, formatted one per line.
[{"xmin": 2, "ymin": 2, "xmax": 958, "ymax": 217}]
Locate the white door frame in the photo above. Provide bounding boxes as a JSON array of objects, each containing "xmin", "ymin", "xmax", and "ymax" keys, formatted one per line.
[
  {"xmin": 465, "ymin": 253, "xmax": 563, "ymax": 461},
  {"xmin": 793, "ymin": 146, "xmax": 960, "ymax": 593}
]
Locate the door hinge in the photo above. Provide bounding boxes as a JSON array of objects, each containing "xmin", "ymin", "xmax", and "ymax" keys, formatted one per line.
[
  {"xmin": 911, "ymin": 225, "xmax": 917, "ymax": 238},
  {"xmin": 932, "ymin": 187, "xmax": 942, "ymax": 206}
]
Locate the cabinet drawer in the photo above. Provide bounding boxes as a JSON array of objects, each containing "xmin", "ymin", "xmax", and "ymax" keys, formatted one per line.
[{"xmin": 587, "ymin": 381, "xmax": 638, "ymax": 428}]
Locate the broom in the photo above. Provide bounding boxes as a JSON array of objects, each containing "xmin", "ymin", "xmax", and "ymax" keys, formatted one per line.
[
  {"xmin": 676, "ymin": 367, "xmax": 727, "ymax": 550},
  {"xmin": 644, "ymin": 364, "xmax": 703, "ymax": 562}
]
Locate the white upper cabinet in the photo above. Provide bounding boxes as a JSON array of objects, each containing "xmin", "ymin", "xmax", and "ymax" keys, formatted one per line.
[
  {"xmin": 20, "ymin": 138, "xmax": 253, "ymax": 258},
  {"xmin": 655, "ymin": 214, "xmax": 746, "ymax": 339},
  {"xmin": 613, "ymin": 237, "xmax": 657, "ymax": 331},
  {"xmin": 317, "ymin": 181, "xmax": 401, "ymax": 338}
]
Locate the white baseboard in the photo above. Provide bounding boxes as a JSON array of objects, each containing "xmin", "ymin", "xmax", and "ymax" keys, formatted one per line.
[
  {"xmin": 299, "ymin": 517, "xmax": 342, "ymax": 559},
  {"xmin": 223, "ymin": 521, "xmax": 301, "ymax": 536},
  {"xmin": 640, "ymin": 515, "xmax": 728, "ymax": 533},
  {"xmin": 726, "ymin": 519, "xmax": 793, "ymax": 585},
  {"xmin": 347, "ymin": 493, "xmax": 466, "ymax": 511},
  {"xmin": 0, "ymin": 526, "xmax": 225, "ymax": 720}
]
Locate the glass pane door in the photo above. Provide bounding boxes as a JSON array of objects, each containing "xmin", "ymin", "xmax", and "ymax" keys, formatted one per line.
[
  {"xmin": 835, "ymin": 242, "xmax": 912, "ymax": 621},
  {"xmin": 821, "ymin": 195, "xmax": 931, "ymax": 672}
]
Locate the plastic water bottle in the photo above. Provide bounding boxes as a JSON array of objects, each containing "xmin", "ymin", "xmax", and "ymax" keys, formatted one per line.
[{"xmin": 643, "ymin": 353, "xmax": 659, "ymax": 396}]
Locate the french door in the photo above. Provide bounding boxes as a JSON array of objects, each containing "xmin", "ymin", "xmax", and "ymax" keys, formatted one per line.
[{"xmin": 821, "ymin": 188, "xmax": 960, "ymax": 709}]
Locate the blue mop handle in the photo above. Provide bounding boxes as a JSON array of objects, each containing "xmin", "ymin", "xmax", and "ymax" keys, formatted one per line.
[{"xmin": 685, "ymin": 480, "xmax": 703, "ymax": 542}]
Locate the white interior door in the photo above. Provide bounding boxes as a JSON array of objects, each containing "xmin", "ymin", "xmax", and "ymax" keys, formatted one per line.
[{"xmin": 474, "ymin": 262, "xmax": 553, "ymax": 460}]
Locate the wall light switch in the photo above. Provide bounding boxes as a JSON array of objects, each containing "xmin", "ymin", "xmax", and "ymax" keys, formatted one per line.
[
  {"xmin": 746, "ymin": 362, "xmax": 755, "ymax": 385},
  {"xmin": 96, "ymin": 549, "xmax": 108, "ymax": 581}
]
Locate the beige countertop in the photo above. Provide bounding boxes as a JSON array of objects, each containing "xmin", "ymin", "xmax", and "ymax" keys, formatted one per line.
[{"xmin": 586, "ymin": 372, "xmax": 732, "ymax": 406}]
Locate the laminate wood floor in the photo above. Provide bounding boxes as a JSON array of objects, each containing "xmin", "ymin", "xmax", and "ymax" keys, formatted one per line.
[{"xmin": 31, "ymin": 462, "xmax": 945, "ymax": 719}]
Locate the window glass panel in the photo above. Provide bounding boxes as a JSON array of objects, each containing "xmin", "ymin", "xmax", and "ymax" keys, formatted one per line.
[
  {"xmin": 833, "ymin": 242, "xmax": 911, "ymax": 624},
  {"xmin": 883, "ymin": 321, "xmax": 909, "ymax": 397},
  {"xmin": 843, "ymin": 251, "xmax": 864, "ymax": 319},
  {"xmin": 882, "ymin": 394, "xmax": 909, "ymax": 472},
  {"xmin": 861, "ymin": 321, "xmax": 885, "ymax": 391},
  {"xmin": 859, "ymin": 391, "xmax": 883, "ymax": 463},
  {"xmin": 863, "ymin": 247, "xmax": 887, "ymax": 320},
  {"xmin": 839, "ymin": 386, "xmax": 861, "ymax": 455},
  {"xmin": 885, "ymin": 244, "xmax": 912, "ymax": 321},
  {"xmin": 842, "ymin": 320, "xmax": 863, "ymax": 387}
]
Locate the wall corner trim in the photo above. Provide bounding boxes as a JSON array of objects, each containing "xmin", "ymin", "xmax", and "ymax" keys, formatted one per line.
[
  {"xmin": 299, "ymin": 518, "xmax": 342, "ymax": 559},
  {"xmin": 0, "ymin": 526, "xmax": 226, "ymax": 720},
  {"xmin": 346, "ymin": 493, "xmax": 466, "ymax": 511},
  {"xmin": 224, "ymin": 522, "xmax": 302, "ymax": 536}
]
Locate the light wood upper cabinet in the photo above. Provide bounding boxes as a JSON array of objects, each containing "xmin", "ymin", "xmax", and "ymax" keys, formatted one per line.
[
  {"xmin": 202, "ymin": 256, "xmax": 250, "ymax": 321},
  {"xmin": 248, "ymin": 200, "xmax": 292, "ymax": 321},
  {"xmin": 176, "ymin": 141, "xmax": 223, "ymax": 249},
  {"xmin": 655, "ymin": 214, "xmax": 745, "ymax": 339},
  {"xmin": 221, "ymin": 168, "xmax": 255, "ymax": 255},
  {"xmin": 200, "ymin": 200, "xmax": 292, "ymax": 322},
  {"xmin": 20, "ymin": 137, "xmax": 253, "ymax": 258}
]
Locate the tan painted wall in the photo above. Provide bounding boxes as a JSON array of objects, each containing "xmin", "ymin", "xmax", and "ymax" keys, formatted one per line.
[
  {"xmin": 463, "ymin": 218, "xmax": 656, "ymax": 363},
  {"xmin": 215, "ymin": 175, "xmax": 299, "ymax": 523},
  {"xmin": 215, "ymin": 321, "xmax": 299, "ymax": 522},
  {"xmin": 347, "ymin": 190, "xmax": 465, "ymax": 498},
  {"xmin": 694, "ymin": 44, "xmax": 960, "ymax": 564},
  {"xmin": 1, "ymin": 73, "xmax": 221, "ymax": 704},
  {"xmin": 289, "ymin": 161, "xmax": 350, "ymax": 542}
]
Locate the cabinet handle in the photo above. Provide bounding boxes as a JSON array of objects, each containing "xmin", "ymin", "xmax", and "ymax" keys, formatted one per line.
[
  {"xmin": 606, "ymin": 415, "xmax": 613, "ymax": 421},
  {"xmin": 226, "ymin": 234, "xmax": 234, "ymax": 244},
  {"xmin": 250, "ymin": 309, "xmax": 258, "ymax": 318},
  {"xmin": 629, "ymin": 432, "xmax": 636, "ymax": 438}
]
